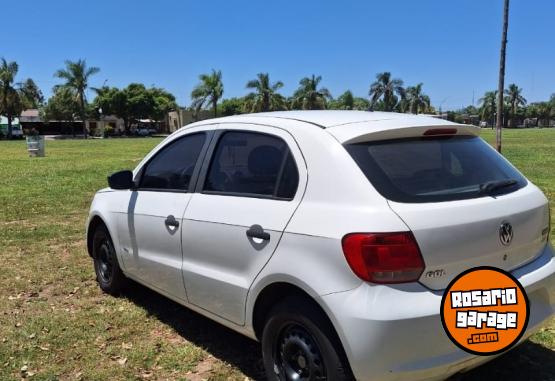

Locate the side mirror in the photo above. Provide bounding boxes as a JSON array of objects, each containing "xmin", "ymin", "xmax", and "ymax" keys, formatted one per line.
[{"xmin": 108, "ymin": 170, "xmax": 134, "ymax": 190}]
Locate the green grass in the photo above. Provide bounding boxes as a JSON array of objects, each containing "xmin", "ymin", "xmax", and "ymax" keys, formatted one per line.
[{"xmin": 0, "ymin": 130, "xmax": 554, "ymax": 380}]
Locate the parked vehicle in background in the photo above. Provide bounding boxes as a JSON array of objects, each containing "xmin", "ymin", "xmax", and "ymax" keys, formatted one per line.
[
  {"xmin": 11, "ymin": 125, "xmax": 24, "ymax": 138},
  {"xmin": 86, "ymin": 111, "xmax": 555, "ymax": 381},
  {"xmin": 0, "ymin": 116, "xmax": 24, "ymax": 139},
  {"xmin": 135, "ymin": 127, "xmax": 157, "ymax": 136}
]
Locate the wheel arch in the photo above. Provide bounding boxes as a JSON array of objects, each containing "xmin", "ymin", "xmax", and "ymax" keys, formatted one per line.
[
  {"xmin": 251, "ymin": 280, "xmax": 354, "ymax": 378},
  {"xmin": 251, "ymin": 281, "xmax": 339, "ymax": 343},
  {"xmin": 86, "ymin": 214, "xmax": 107, "ymax": 257}
]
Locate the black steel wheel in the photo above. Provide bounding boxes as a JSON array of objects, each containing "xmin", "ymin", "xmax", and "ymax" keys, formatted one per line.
[
  {"xmin": 276, "ymin": 323, "xmax": 326, "ymax": 380},
  {"xmin": 262, "ymin": 296, "xmax": 353, "ymax": 381},
  {"xmin": 96, "ymin": 238, "xmax": 115, "ymax": 283}
]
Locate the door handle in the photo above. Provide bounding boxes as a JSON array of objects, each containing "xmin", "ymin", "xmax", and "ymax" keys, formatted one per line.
[
  {"xmin": 246, "ymin": 225, "xmax": 270, "ymax": 241},
  {"xmin": 165, "ymin": 215, "xmax": 180, "ymax": 228}
]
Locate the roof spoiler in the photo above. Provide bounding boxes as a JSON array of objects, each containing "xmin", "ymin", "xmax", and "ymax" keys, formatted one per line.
[{"xmin": 329, "ymin": 120, "xmax": 480, "ymax": 144}]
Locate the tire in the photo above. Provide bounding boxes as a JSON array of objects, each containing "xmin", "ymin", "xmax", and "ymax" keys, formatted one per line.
[
  {"xmin": 261, "ymin": 296, "xmax": 353, "ymax": 381},
  {"xmin": 92, "ymin": 224, "xmax": 127, "ymax": 294}
]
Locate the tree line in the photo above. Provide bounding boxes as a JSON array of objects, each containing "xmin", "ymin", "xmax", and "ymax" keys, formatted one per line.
[
  {"xmin": 191, "ymin": 70, "xmax": 433, "ymax": 117},
  {"xmin": 190, "ymin": 70, "xmax": 554, "ymax": 128},
  {"xmin": 0, "ymin": 58, "xmax": 177, "ymax": 138},
  {"xmin": 472, "ymin": 85, "xmax": 555, "ymax": 128},
  {"xmin": 1, "ymin": 57, "xmax": 554, "ymax": 138}
]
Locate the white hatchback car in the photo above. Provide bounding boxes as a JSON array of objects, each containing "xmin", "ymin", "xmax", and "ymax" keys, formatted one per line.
[{"xmin": 86, "ymin": 111, "xmax": 555, "ymax": 381}]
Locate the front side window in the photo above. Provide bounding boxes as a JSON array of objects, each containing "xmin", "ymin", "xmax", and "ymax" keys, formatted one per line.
[
  {"xmin": 346, "ymin": 136, "xmax": 527, "ymax": 203},
  {"xmin": 204, "ymin": 131, "xmax": 298, "ymax": 198},
  {"xmin": 140, "ymin": 133, "xmax": 206, "ymax": 191}
]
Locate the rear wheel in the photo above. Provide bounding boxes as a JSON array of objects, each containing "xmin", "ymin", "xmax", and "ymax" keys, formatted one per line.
[
  {"xmin": 261, "ymin": 296, "xmax": 353, "ymax": 381},
  {"xmin": 92, "ymin": 225, "xmax": 127, "ymax": 294}
]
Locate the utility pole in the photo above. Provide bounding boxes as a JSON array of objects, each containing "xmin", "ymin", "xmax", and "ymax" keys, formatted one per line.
[
  {"xmin": 438, "ymin": 97, "xmax": 449, "ymax": 119},
  {"xmin": 496, "ymin": 0, "xmax": 510, "ymax": 153}
]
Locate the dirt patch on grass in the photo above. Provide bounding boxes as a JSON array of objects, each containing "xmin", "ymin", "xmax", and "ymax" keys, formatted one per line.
[{"xmin": 185, "ymin": 355, "xmax": 219, "ymax": 381}]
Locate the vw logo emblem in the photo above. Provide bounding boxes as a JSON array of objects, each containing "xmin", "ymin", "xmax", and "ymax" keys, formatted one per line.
[{"xmin": 499, "ymin": 222, "xmax": 513, "ymax": 246}]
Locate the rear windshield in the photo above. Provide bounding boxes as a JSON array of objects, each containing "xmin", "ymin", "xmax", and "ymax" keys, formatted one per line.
[{"xmin": 345, "ymin": 136, "xmax": 527, "ymax": 203}]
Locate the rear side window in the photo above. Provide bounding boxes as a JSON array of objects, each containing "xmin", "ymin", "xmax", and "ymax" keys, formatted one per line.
[
  {"xmin": 276, "ymin": 151, "xmax": 299, "ymax": 199},
  {"xmin": 140, "ymin": 133, "xmax": 206, "ymax": 191},
  {"xmin": 204, "ymin": 131, "xmax": 299, "ymax": 199},
  {"xmin": 346, "ymin": 136, "xmax": 526, "ymax": 203}
]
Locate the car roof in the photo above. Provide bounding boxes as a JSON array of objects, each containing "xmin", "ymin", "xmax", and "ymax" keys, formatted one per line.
[
  {"xmin": 207, "ymin": 110, "xmax": 447, "ymax": 128},
  {"xmin": 248, "ymin": 110, "xmax": 402, "ymax": 128},
  {"xmin": 184, "ymin": 110, "xmax": 479, "ymax": 143}
]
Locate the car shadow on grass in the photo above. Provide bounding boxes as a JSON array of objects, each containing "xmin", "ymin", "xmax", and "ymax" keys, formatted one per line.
[
  {"xmin": 456, "ymin": 340, "xmax": 555, "ymax": 380},
  {"xmin": 123, "ymin": 281, "xmax": 554, "ymax": 381},
  {"xmin": 122, "ymin": 280, "xmax": 266, "ymax": 379}
]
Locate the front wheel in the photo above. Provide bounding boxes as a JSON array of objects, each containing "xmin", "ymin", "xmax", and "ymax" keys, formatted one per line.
[
  {"xmin": 261, "ymin": 296, "xmax": 353, "ymax": 381},
  {"xmin": 92, "ymin": 225, "xmax": 127, "ymax": 294}
]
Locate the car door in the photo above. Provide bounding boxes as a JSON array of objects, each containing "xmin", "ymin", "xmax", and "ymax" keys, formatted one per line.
[
  {"xmin": 181, "ymin": 125, "xmax": 307, "ymax": 324},
  {"xmin": 117, "ymin": 131, "xmax": 210, "ymax": 301}
]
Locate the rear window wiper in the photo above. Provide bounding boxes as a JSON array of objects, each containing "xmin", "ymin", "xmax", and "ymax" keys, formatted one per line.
[{"xmin": 478, "ymin": 179, "xmax": 518, "ymax": 195}]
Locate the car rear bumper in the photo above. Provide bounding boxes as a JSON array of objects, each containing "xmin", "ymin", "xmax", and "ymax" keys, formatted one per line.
[{"xmin": 322, "ymin": 243, "xmax": 555, "ymax": 381}]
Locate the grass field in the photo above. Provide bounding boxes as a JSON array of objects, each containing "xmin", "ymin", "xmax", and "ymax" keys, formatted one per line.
[{"xmin": 0, "ymin": 129, "xmax": 554, "ymax": 380}]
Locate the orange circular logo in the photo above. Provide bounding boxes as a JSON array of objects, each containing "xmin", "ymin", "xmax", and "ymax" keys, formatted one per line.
[{"xmin": 440, "ymin": 267, "xmax": 529, "ymax": 355}]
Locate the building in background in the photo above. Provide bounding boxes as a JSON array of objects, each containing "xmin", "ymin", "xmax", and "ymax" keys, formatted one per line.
[
  {"xmin": 9, "ymin": 108, "xmax": 217, "ymax": 137},
  {"xmin": 19, "ymin": 109, "xmax": 126, "ymax": 136},
  {"xmin": 166, "ymin": 108, "xmax": 213, "ymax": 133},
  {"xmin": 86, "ymin": 115, "xmax": 125, "ymax": 136}
]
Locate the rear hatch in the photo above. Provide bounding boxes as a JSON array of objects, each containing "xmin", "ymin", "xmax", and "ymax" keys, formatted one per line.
[{"xmin": 344, "ymin": 128, "xmax": 550, "ymax": 290}]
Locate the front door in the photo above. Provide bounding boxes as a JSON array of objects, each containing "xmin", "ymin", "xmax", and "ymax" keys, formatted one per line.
[
  {"xmin": 181, "ymin": 126, "xmax": 306, "ymax": 324},
  {"xmin": 118, "ymin": 131, "xmax": 209, "ymax": 301}
]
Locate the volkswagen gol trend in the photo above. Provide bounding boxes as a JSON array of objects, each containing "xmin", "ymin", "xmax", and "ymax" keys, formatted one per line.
[{"xmin": 86, "ymin": 111, "xmax": 555, "ymax": 381}]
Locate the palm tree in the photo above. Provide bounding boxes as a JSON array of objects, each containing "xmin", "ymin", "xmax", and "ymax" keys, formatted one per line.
[
  {"xmin": 291, "ymin": 75, "xmax": 331, "ymax": 110},
  {"xmin": 504, "ymin": 83, "xmax": 526, "ymax": 127},
  {"xmin": 479, "ymin": 91, "xmax": 498, "ymax": 128},
  {"xmin": 19, "ymin": 78, "xmax": 44, "ymax": 108},
  {"xmin": 405, "ymin": 83, "xmax": 431, "ymax": 114},
  {"xmin": 368, "ymin": 72, "xmax": 405, "ymax": 111},
  {"xmin": 191, "ymin": 69, "xmax": 224, "ymax": 117},
  {"xmin": 55, "ymin": 59, "xmax": 100, "ymax": 137},
  {"xmin": 245, "ymin": 73, "xmax": 286, "ymax": 112},
  {"xmin": 0, "ymin": 58, "xmax": 23, "ymax": 139}
]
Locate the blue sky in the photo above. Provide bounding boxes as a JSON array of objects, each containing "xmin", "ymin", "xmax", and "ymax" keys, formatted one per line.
[{"xmin": 2, "ymin": 0, "xmax": 554, "ymax": 110}]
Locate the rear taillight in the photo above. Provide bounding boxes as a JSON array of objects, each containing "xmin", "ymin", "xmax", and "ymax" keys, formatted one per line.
[{"xmin": 341, "ymin": 232, "xmax": 425, "ymax": 284}]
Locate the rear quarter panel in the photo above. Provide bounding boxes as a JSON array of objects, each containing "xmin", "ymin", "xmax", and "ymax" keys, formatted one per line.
[{"xmin": 246, "ymin": 122, "xmax": 410, "ymax": 325}]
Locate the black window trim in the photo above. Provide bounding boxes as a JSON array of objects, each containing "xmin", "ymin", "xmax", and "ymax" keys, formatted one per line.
[
  {"xmin": 195, "ymin": 129, "xmax": 299, "ymax": 201},
  {"xmin": 134, "ymin": 131, "xmax": 214, "ymax": 193}
]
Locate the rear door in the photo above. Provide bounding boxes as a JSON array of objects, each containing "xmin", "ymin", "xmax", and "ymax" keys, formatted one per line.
[
  {"xmin": 346, "ymin": 135, "xmax": 550, "ymax": 290},
  {"xmin": 181, "ymin": 125, "xmax": 306, "ymax": 324}
]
